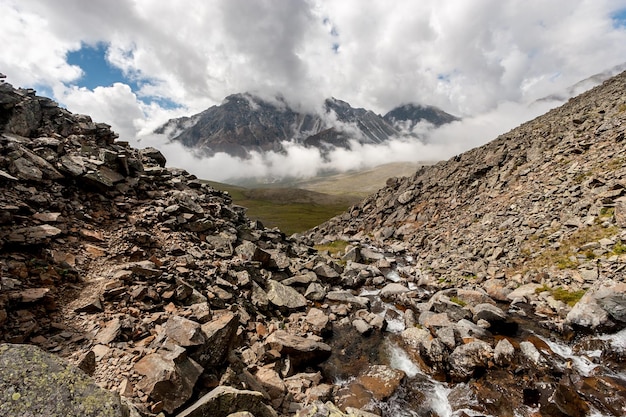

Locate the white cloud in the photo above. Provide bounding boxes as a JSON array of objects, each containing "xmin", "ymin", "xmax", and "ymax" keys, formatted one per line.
[{"xmin": 2, "ymin": 0, "xmax": 626, "ymax": 181}]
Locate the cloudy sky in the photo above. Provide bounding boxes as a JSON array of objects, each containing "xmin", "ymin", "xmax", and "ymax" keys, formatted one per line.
[{"xmin": 2, "ymin": 0, "xmax": 626, "ymax": 181}]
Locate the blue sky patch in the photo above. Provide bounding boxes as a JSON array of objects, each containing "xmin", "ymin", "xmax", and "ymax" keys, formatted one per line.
[
  {"xmin": 612, "ymin": 8, "xmax": 626, "ymax": 27},
  {"xmin": 67, "ymin": 43, "xmax": 139, "ymax": 90}
]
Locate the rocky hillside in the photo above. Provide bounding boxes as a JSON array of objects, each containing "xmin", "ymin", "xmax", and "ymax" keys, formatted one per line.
[
  {"xmin": 155, "ymin": 93, "xmax": 456, "ymax": 157},
  {"xmin": 2, "ymin": 69, "xmax": 626, "ymax": 417},
  {"xmin": 307, "ymin": 70, "xmax": 626, "ymax": 309}
]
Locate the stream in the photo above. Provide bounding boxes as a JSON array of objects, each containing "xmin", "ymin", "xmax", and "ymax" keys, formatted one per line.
[{"xmin": 318, "ymin": 251, "xmax": 626, "ymax": 417}]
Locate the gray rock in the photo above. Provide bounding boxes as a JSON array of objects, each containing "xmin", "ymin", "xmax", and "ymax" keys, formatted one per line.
[
  {"xmin": 520, "ymin": 341, "xmax": 542, "ymax": 366},
  {"xmin": 566, "ymin": 279, "xmax": 626, "ymax": 330},
  {"xmin": 494, "ymin": 338, "xmax": 515, "ymax": 366},
  {"xmin": 448, "ymin": 340, "xmax": 494, "ymax": 381},
  {"xmin": 305, "ymin": 282, "xmax": 327, "ymax": 301},
  {"xmin": 472, "ymin": 303, "xmax": 508, "ymax": 324},
  {"xmin": 267, "ymin": 279, "xmax": 307, "ymax": 310},
  {"xmin": 0, "ymin": 343, "xmax": 127, "ymax": 417},
  {"xmin": 326, "ymin": 290, "xmax": 369, "ymax": 307},
  {"xmin": 352, "ymin": 318, "xmax": 372, "ymax": 335},
  {"xmin": 380, "ymin": 283, "xmax": 410, "ymax": 299}
]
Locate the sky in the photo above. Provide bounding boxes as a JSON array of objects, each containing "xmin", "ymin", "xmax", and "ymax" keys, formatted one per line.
[{"xmin": 2, "ymin": 0, "xmax": 626, "ymax": 182}]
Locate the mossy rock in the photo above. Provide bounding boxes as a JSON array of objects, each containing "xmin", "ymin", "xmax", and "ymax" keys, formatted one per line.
[{"xmin": 0, "ymin": 343, "xmax": 128, "ymax": 417}]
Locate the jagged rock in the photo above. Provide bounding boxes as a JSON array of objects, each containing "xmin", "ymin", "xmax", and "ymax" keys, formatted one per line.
[
  {"xmin": 0, "ymin": 343, "xmax": 128, "ymax": 417},
  {"xmin": 135, "ymin": 345, "xmax": 203, "ymax": 414},
  {"xmin": 265, "ymin": 331, "xmax": 331, "ymax": 369},
  {"xmin": 164, "ymin": 315, "xmax": 206, "ymax": 347},
  {"xmin": 448, "ymin": 340, "xmax": 494, "ymax": 382},
  {"xmin": 267, "ymin": 279, "xmax": 307, "ymax": 310},
  {"xmin": 566, "ymin": 278, "xmax": 626, "ymax": 331},
  {"xmin": 305, "ymin": 308, "xmax": 332, "ymax": 335},
  {"xmin": 305, "ymin": 282, "xmax": 327, "ymax": 301},
  {"xmin": 254, "ymin": 367, "xmax": 286, "ymax": 406},
  {"xmin": 176, "ymin": 386, "xmax": 278, "ymax": 417},
  {"xmin": 95, "ymin": 318, "xmax": 121, "ymax": 345},
  {"xmin": 494, "ymin": 338, "xmax": 515, "ymax": 366},
  {"xmin": 313, "ymin": 262, "xmax": 341, "ymax": 282},
  {"xmin": 193, "ymin": 312, "xmax": 239, "ymax": 367}
]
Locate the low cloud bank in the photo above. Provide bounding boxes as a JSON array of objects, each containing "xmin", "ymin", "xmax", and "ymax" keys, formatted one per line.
[{"xmin": 137, "ymin": 98, "xmax": 561, "ymax": 184}]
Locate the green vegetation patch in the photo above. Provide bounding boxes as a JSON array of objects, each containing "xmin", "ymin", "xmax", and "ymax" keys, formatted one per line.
[
  {"xmin": 314, "ymin": 240, "xmax": 350, "ymax": 256},
  {"xmin": 535, "ymin": 285, "xmax": 586, "ymax": 306},
  {"xmin": 525, "ymin": 224, "xmax": 618, "ymax": 271},
  {"xmin": 450, "ymin": 296, "xmax": 467, "ymax": 307},
  {"xmin": 205, "ymin": 181, "xmax": 358, "ymax": 235}
]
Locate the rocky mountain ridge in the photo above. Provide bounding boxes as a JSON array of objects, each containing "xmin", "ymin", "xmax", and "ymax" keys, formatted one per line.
[
  {"xmin": 1, "ymin": 70, "xmax": 626, "ymax": 417},
  {"xmin": 155, "ymin": 93, "xmax": 457, "ymax": 157}
]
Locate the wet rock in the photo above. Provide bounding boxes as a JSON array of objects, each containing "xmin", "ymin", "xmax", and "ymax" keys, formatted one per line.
[
  {"xmin": 519, "ymin": 341, "xmax": 542, "ymax": 366},
  {"xmin": 448, "ymin": 340, "xmax": 494, "ymax": 382},
  {"xmin": 176, "ymin": 386, "xmax": 278, "ymax": 417},
  {"xmin": 135, "ymin": 345, "xmax": 203, "ymax": 414},
  {"xmin": 356, "ymin": 364, "xmax": 405, "ymax": 401},
  {"xmin": 267, "ymin": 279, "xmax": 307, "ymax": 310},
  {"xmin": 0, "ymin": 343, "xmax": 127, "ymax": 417},
  {"xmin": 493, "ymin": 338, "xmax": 515, "ymax": 366}
]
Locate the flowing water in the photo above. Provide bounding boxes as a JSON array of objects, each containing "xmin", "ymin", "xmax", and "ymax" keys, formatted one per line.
[{"xmin": 322, "ymin": 255, "xmax": 626, "ymax": 417}]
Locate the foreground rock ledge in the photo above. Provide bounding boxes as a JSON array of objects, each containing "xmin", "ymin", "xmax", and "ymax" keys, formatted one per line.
[
  {"xmin": 0, "ymin": 343, "xmax": 130, "ymax": 417},
  {"xmin": 175, "ymin": 386, "xmax": 277, "ymax": 417}
]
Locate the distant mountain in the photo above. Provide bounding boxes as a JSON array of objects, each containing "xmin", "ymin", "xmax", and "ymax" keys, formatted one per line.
[
  {"xmin": 155, "ymin": 93, "xmax": 457, "ymax": 157},
  {"xmin": 383, "ymin": 103, "xmax": 460, "ymax": 132}
]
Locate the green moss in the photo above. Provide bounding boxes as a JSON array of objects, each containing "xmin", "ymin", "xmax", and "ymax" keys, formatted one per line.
[
  {"xmin": 534, "ymin": 284, "xmax": 550, "ymax": 294},
  {"xmin": 314, "ymin": 240, "xmax": 350, "ymax": 256},
  {"xmin": 551, "ymin": 287, "xmax": 586, "ymax": 307},
  {"xmin": 612, "ymin": 241, "xmax": 626, "ymax": 255},
  {"xmin": 450, "ymin": 296, "xmax": 467, "ymax": 307}
]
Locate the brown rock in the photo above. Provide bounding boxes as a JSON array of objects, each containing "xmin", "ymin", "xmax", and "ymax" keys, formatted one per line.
[
  {"xmin": 356, "ymin": 365, "xmax": 405, "ymax": 401},
  {"xmin": 135, "ymin": 345, "xmax": 203, "ymax": 414},
  {"xmin": 164, "ymin": 315, "xmax": 205, "ymax": 347}
]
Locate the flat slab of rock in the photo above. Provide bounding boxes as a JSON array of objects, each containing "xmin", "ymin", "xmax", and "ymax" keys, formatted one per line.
[
  {"xmin": 265, "ymin": 331, "xmax": 331, "ymax": 368},
  {"xmin": 0, "ymin": 343, "xmax": 127, "ymax": 417},
  {"xmin": 267, "ymin": 280, "xmax": 307, "ymax": 310},
  {"xmin": 176, "ymin": 386, "xmax": 277, "ymax": 417},
  {"xmin": 356, "ymin": 365, "xmax": 405, "ymax": 400}
]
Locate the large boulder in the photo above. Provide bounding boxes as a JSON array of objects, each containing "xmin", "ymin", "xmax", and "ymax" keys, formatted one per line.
[
  {"xmin": 135, "ymin": 345, "xmax": 203, "ymax": 414},
  {"xmin": 0, "ymin": 343, "xmax": 128, "ymax": 417},
  {"xmin": 192, "ymin": 312, "xmax": 239, "ymax": 367},
  {"xmin": 176, "ymin": 386, "xmax": 277, "ymax": 417},
  {"xmin": 566, "ymin": 279, "xmax": 626, "ymax": 331},
  {"xmin": 265, "ymin": 331, "xmax": 331, "ymax": 369},
  {"xmin": 267, "ymin": 279, "xmax": 307, "ymax": 310}
]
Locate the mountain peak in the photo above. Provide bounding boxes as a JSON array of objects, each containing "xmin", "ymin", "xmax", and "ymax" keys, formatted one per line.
[{"xmin": 156, "ymin": 94, "xmax": 458, "ymax": 157}]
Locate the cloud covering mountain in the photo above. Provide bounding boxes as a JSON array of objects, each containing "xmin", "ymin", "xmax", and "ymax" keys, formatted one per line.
[{"xmin": 2, "ymin": 0, "xmax": 626, "ymax": 180}]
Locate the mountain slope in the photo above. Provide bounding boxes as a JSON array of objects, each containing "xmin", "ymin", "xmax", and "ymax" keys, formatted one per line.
[
  {"xmin": 156, "ymin": 93, "xmax": 457, "ymax": 157},
  {"xmin": 307, "ymin": 71, "xmax": 626, "ymax": 292},
  {"xmin": 384, "ymin": 103, "xmax": 460, "ymax": 131}
]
